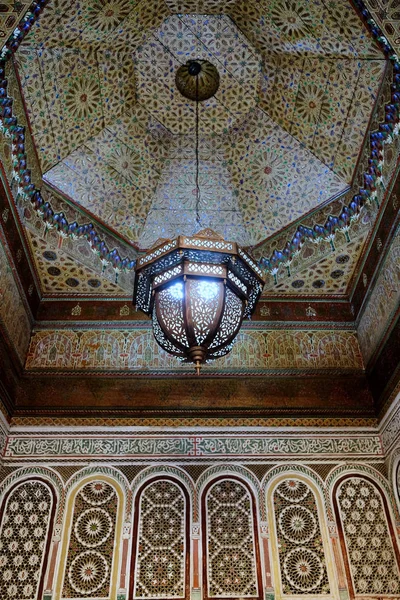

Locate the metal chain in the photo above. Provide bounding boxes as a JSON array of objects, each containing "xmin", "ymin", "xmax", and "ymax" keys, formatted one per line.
[{"xmin": 195, "ymin": 75, "xmax": 201, "ymax": 227}]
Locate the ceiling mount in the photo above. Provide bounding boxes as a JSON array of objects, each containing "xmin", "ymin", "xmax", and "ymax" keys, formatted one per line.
[{"xmin": 175, "ymin": 59, "xmax": 220, "ymax": 101}]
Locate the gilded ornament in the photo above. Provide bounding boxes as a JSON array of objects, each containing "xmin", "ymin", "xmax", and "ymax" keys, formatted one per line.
[
  {"xmin": 2, "ymin": 207, "xmax": 9, "ymax": 223},
  {"xmin": 260, "ymin": 304, "xmax": 270, "ymax": 317},
  {"xmin": 306, "ymin": 305, "xmax": 317, "ymax": 318},
  {"xmin": 175, "ymin": 60, "xmax": 220, "ymax": 102},
  {"xmin": 120, "ymin": 304, "xmax": 130, "ymax": 316},
  {"xmin": 71, "ymin": 303, "xmax": 82, "ymax": 316}
]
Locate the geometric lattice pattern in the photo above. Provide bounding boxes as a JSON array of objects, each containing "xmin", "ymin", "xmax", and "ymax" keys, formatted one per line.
[
  {"xmin": 358, "ymin": 226, "xmax": 400, "ymax": 364},
  {"xmin": 273, "ymin": 479, "xmax": 330, "ymax": 595},
  {"xmin": 16, "ymin": 0, "xmax": 385, "ymax": 248},
  {"xmin": 363, "ymin": 0, "xmax": 400, "ymax": 54},
  {"xmin": 336, "ymin": 477, "xmax": 400, "ymax": 595},
  {"xmin": 0, "ymin": 480, "xmax": 53, "ymax": 600},
  {"xmin": 269, "ymin": 234, "xmax": 368, "ymax": 296},
  {"xmin": 206, "ymin": 479, "xmax": 259, "ymax": 597},
  {"xmin": 133, "ymin": 480, "xmax": 186, "ymax": 598},
  {"xmin": 0, "ymin": 3, "xmax": 32, "ymax": 41},
  {"xmin": 62, "ymin": 481, "xmax": 118, "ymax": 599}
]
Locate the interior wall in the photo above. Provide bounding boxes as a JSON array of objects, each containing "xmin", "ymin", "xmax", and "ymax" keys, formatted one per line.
[
  {"xmin": 357, "ymin": 224, "xmax": 400, "ymax": 367},
  {"xmin": 0, "ymin": 234, "xmax": 32, "ymax": 365},
  {"xmin": 0, "ymin": 423, "xmax": 399, "ymax": 600}
]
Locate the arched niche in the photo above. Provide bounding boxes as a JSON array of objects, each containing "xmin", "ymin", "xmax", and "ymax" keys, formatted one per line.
[
  {"xmin": 392, "ymin": 448, "xmax": 400, "ymax": 511},
  {"xmin": 333, "ymin": 474, "xmax": 400, "ymax": 598},
  {"xmin": 0, "ymin": 477, "xmax": 57, "ymax": 600},
  {"xmin": 54, "ymin": 475, "xmax": 125, "ymax": 600},
  {"xmin": 202, "ymin": 476, "xmax": 263, "ymax": 600},
  {"xmin": 129, "ymin": 476, "xmax": 190, "ymax": 600},
  {"xmin": 266, "ymin": 473, "xmax": 338, "ymax": 600}
]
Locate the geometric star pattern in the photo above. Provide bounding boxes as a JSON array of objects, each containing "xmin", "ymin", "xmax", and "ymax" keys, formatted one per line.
[
  {"xmin": 133, "ymin": 480, "xmax": 186, "ymax": 598},
  {"xmin": 273, "ymin": 479, "xmax": 330, "ymax": 595},
  {"xmin": 62, "ymin": 481, "xmax": 118, "ymax": 598},
  {"xmin": 15, "ymin": 0, "xmax": 385, "ymax": 248},
  {"xmin": 336, "ymin": 477, "xmax": 400, "ymax": 595}
]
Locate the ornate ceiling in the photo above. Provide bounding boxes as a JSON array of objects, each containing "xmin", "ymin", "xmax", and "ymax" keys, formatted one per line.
[
  {"xmin": 0, "ymin": 0, "xmax": 399, "ymax": 421},
  {"xmin": 0, "ymin": 0, "xmax": 391, "ymax": 319},
  {"xmin": 14, "ymin": 0, "xmax": 385, "ymax": 261},
  {"xmin": 26, "ymin": 230, "xmax": 128, "ymax": 296}
]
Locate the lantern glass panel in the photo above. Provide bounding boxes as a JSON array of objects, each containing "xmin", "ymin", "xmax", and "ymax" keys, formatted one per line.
[
  {"xmin": 209, "ymin": 287, "xmax": 244, "ymax": 351},
  {"xmin": 156, "ymin": 284, "xmax": 188, "ymax": 349},
  {"xmin": 186, "ymin": 278, "xmax": 224, "ymax": 346}
]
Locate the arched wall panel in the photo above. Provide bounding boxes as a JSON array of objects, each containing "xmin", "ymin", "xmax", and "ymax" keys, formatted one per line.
[
  {"xmin": 334, "ymin": 475, "xmax": 400, "ymax": 598},
  {"xmin": 0, "ymin": 478, "xmax": 56, "ymax": 600},
  {"xmin": 55, "ymin": 476, "xmax": 124, "ymax": 600},
  {"xmin": 202, "ymin": 476, "xmax": 262, "ymax": 600},
  {"xmin": 394, "ymin": 454, "xmax": 400, "ymax": 511},
  {"xmin": 266, "ymin": 473, "xmax": 338, "ymax": 600},
  {"xmin": 272, "ymin": 479, "xmax": 330, "ymax": 594},
  {"xmin": 130, "ymin": 477, "xmax": 190, "ymax": 600}
]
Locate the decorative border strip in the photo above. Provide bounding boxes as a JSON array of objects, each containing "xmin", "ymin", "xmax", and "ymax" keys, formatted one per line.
[
  {"xmin": 24, "ymin": 368, "xmax": 364, "ymax": 376},
  {"xmin": 9, "ymin": 416, "xmax": 378, "ymax": 428},
  {"xmin": 6, "ymin": 427, "xmax": 380, "ymax": 435},
  {"xmin": 2, "ymin": 433, "xmax": 383, "ymax": 459},
  {"xmin": 380, "ymin": 388, "xmax": 400, "ymax": 453},
  {"xmin": 32, "ymin": 319, "xmax": 358, "ymax": 330},
  {"xmin": 0, "ymin": 0, "xmax": 399, "ymax": 285},
  {"xmin": 0, "ymin": 1, "xmax": 48, "ymax": 59}
]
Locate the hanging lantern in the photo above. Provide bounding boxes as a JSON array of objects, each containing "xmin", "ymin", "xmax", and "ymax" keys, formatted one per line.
[{"xmin": 133, "ymin": 230, "xmax": 265, "ymax": 374}]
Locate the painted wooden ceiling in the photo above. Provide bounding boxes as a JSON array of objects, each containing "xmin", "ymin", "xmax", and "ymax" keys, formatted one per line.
[
  {"xmin": 7, "ymin": 0, "xmax": 393, "ymax": 299},
  {"xmin": 16, "ymin": 0, "xmax": 384, "ymax": 246}
]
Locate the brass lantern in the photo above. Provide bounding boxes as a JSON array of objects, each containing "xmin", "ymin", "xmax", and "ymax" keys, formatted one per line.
[{"xmin": 133, "ymin": 229, "xmax": 265, "ymax": 373}]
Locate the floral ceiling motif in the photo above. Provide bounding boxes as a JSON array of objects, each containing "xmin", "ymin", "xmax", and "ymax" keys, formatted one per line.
[{"xmin": 15, "ymin": 0, "xmax": 385, "ymax": 249}]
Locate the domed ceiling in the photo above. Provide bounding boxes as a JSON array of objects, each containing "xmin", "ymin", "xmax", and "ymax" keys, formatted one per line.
[
  {"xmin": 15, "ymin": 0, "xmax": 385, "ymax": 259},
  {"xmin": 1, "ymin": 0, "xmax": 400, "ymax": 416}
]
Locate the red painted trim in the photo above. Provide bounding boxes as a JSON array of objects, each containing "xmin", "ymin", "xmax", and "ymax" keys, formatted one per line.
[
  {"xmin": 262, "ymin": 537, "xmax": 271, "ymax": 587},
  {"xmin": 120, "ymin": 537, "xmax": 129, "ymax": 590},
  {"xmin": 193, "ymin": 537, "xmax": 199, "ymax": 589}
]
